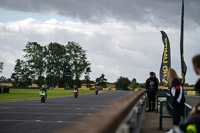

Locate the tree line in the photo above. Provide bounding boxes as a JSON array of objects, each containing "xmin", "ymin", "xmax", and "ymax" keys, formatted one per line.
[
  {"xmin": 10, "ymin": 41, "xmax": 91, "ymax": 88},
  {"xmin": 0, "ymin": 42, "xmax": 193, "ymax": 89},
  {"xmin": 1, "ymin": 41, "xmax": 112, "ymax": 88},
  {"xmin": 0, "ymin": 41, "xmax": 145, "ymax": 89}
]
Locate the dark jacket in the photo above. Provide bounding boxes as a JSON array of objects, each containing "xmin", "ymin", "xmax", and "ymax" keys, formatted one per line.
[
  {"xmin": 179, "ymin": 78, "xmax": 200, "ymax": 132},
  {"xmin": 195, "ymin": 78, "xmax": 200, "ymax": 113},
  {"xmin": 145, "ymin": 77, "xmax": 158, "ymax": 94},
  {"xmin": 170, "ymin": 78, "xmax": 185, "ymax": 106}
]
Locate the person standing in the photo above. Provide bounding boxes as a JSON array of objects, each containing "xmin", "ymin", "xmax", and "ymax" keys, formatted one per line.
[
  {"xmin": 173, "ymin": 54, "xmax": 200, "ymax": 133},
  {"xmin": 190, "ymin": 54, "xmax": 200, "ymax": 115},
  {"xmin": 145, "ymin": 72, "xmax": 158, "ymax": 112},
  {"xmin": 166, "ymin": 68, "xmax": 185, "ymax": 133},
  {"xmin": 153, "ymin": 72, "xmax": 159, "ymax": 111}
]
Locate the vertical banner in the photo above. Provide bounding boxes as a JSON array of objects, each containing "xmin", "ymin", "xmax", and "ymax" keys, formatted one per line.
[
  {"xmin": 160, "ymin": 31, "xmax": 171, "ymax": 86},
  {"xmin": 180, "ymin": 0, "xmax": 187, "ymax": 84}
]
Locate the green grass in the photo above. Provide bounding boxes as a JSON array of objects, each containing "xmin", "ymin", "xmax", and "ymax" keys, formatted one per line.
[{"xmin": 0, "ymin": 89, "xmax": 96, "ymax": 102}]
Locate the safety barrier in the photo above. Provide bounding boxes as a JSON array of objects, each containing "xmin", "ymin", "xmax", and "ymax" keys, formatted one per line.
[
  {"xmin": 54, "ymin": 87, "xmax": 65, "ymax": 90},
  {"xmin": 58, "ymin": 90, "xmax": 146, "ymax": 133},
  {"xmin": 159, "ymin": 101, "xmax": 173, "ymax": 130},
  {"xmin": 181, "ymin": 103, "xmax": 192, "ymax": 118},
  {"xmin": 115, "ymin": 93, "xmax": 146, "ymax": 133},
  {"xmin": 156, "ymin": 90, "xmax": 170, "ymax": 113},
  {"xmin": 158, "ymin": 92, "xmax": 192, "ymax": 130},
  {"xmin": 64, "ymin": 88, "xmax": 121, "ymax": 90},
  {"xmin": 184, "ymin": 91, "xmax": 200, "ymax": 96}
]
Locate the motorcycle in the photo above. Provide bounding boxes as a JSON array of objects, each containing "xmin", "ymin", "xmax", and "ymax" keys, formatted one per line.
[
  {"xmin": 95, "ymin": 88, "xmax": 99, "ymax": 95},
  {"xmin": 39, "ymin": 89, "xmax": 47, "ymax": 103},
  {"xmin": 73, "ymin": 89, "xmax": 78, "ymax": 98}
]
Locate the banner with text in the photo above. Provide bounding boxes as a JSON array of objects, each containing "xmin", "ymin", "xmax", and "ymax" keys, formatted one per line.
[{"xmin": 160, "ymin": 31, "xmax": 171, "ymax": 86}]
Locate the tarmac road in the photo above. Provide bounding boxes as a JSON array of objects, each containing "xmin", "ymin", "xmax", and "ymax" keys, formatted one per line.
[
  {"xmin": 0, "ymin": 91, "xmax": 133, "ymax": 133},
  {"xmin": 185, "ymin": 96, "xmax": 200, "ymax": 107}
]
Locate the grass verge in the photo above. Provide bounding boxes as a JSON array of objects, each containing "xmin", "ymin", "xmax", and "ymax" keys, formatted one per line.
[{"xmin": 0, "ymin": 89, "xmax": 96, "ymax": 102}]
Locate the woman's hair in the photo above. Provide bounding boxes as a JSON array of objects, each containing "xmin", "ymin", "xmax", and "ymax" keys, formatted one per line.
[{"xmin": 167, "ymin": 68, "xmax": 180, "ymax": 86}]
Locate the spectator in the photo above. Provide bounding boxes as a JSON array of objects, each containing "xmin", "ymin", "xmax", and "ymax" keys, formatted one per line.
[
  {"xmin": 176, "ymin": 54, "xmax": 200, "ymax": 133},
  {"xmin": 172, "ymin": 55, "xmax": 200, "ymax": 133},
  {"xmin": 166, "ymin": 68, "xmax": 185, "ymax": 133},
  {"xmin": 153, "ymin": 72, "xmax": 159, "ymax": 84},
  {"xmin": 153, "ymin": 72, "xmax": 159, "ymax": 110},
  {"xmin": 145, "ymin": 72, "xmax": 158, "ymax": 112},
  {"xmin": 190, "ymin": 54, "xmax": 200, "ymax": 115}
]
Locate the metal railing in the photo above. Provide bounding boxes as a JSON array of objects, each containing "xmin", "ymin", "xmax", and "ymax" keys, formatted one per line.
[
  {"xmin": 158, "ymin": 92, "xmax": 193, "ymax": 130},
  {"xmin": 182, "ymin": 103, "xmax": 192, "ymax": 118},
  {"xmin": 115, "ymin": 93, "xmax": 146, "ymax": 133},
  {"xmin": 159, "ymin": 101, "xmax": 173, "ymax": 130}
]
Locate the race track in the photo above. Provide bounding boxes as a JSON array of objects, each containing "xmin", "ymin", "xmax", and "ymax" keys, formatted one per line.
[
  {"xmin": 0, "ymin": 91, "xmax": 133, "ymax": 133},
  {"xmin": 185, "ymin": 96, "xmax": 200, "ymax": 107}
]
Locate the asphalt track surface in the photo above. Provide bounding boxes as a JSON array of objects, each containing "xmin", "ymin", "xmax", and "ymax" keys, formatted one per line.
[
  {"xmin": 0, "ymin": 91, "xmax": 133, "ymax": 133},
  {"xmin": 185, "ymin": 96, "xmax": 200, "ymax": 107}
]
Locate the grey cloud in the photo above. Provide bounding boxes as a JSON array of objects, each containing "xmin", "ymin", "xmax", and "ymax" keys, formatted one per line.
[
  {"xmin": 0, "ymin": 17, "xmax": 199, "ymax": 84},
  {"xmin": 0, "ymin": 0, "xmax": 199, "ymax": 27}
]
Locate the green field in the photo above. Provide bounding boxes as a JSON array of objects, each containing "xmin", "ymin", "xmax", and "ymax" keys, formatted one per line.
[{"xmin": 0, "ymin": 89, "xmax": 96, "ymax": 102}]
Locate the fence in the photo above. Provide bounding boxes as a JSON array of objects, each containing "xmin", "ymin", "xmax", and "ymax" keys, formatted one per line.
[{"xmin": 158, "ymin": 92, "xmax": 192, "ymax": 130}]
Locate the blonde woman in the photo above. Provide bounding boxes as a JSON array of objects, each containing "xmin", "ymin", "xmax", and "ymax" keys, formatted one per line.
[{"xmin": 166, "ymin": 68, "xmax": 185, "ymax": 133}]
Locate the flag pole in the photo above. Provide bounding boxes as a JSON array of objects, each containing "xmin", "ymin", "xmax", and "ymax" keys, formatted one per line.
[{"xmin": 180, "ymin": 0, "xmax": 187, "ymax": 84}]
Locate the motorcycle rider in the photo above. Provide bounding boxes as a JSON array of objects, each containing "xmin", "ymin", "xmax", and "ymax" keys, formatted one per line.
[
  {"xmin": 73, "ymin": 85, "xmax": 79, "ymax": 96},
  {"xmin": 95, "ymin": 86, "xmax": 99, "ymax": 94},
  {"xmin": 40, "ymin": 85, "xmax": 47, "ymax": 98}
]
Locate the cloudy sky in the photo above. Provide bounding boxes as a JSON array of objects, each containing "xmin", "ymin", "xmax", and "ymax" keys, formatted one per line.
[{"xmin": 0, "ymin": 0, "xmax": 199, "ymax": 85}]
